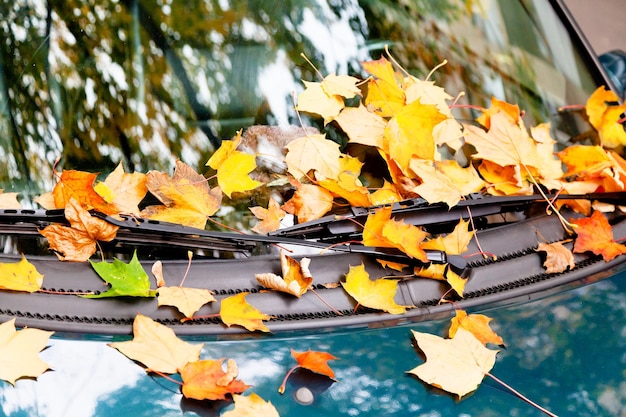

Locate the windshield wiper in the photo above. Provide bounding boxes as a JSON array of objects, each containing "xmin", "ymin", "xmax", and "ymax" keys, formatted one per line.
[{"xmin": 0, "ymin": 208, "xmax": 465, "ymax": 275}]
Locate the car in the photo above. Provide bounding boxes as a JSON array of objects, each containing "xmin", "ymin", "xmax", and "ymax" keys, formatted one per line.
[{"xmin": 0, "ymin": 0, "xmax": 625, "ymax": 416}]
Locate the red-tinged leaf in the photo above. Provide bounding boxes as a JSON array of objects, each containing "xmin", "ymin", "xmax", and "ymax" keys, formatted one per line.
[
  {"xmin": 571, "ymin": 210, "xmax": 626, "ymax": 261},
  {"xmin": 181, "ymin": 358, "xmax": 250, "ymax": 401},
  {"xmin": 291, "ymin": 349, "xmax": 338, "ymax": 380},
  {"xmin": 52, "ymin": 169, "xmax": 117, "ymax": 214}
]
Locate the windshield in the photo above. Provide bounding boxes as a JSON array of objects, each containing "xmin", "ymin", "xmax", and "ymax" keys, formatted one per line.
[{"xmin": 0, "ymin": 0, "xmax": 604, "ymax": 198}]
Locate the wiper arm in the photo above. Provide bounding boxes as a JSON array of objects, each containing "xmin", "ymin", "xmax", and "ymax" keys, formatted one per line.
[{"xmin": 0, "ymin": 209, "xmax": 464, "ymax": 275}]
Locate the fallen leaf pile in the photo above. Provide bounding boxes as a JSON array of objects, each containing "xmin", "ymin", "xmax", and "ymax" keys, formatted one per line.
[{"xmin": 0, "ymin": 51, "xmax": 624, "ymax": 417}]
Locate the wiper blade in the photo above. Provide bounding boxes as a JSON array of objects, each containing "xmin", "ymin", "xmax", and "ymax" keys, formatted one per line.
[
  {"xmin": 0, "ymin": 209, "xmax": 464, "ymax": 274},
  {"xmin": 270, "ymin": 192, "xmax": 626, "ymax": 241}
]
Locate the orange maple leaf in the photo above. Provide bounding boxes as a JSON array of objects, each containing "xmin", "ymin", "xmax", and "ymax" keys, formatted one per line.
[
  {"xmin": 249, "ymin": 198, "xmax": 286, "ymax": 234},
  {"xmin": 557, "ymin": 145, "xmax": 613, "ymax": 180},
  {"xmin": 140, "ymin": 160, "xmax": 222, "ymax": 229},
  {"xmin": 181, "ymin": 358, "xmax": 250, "ymax": 401},
  {"xmin": 476, "ymin": 96, "xmax": 521, "ymax": 128},
  {"xmin": 52, "ymin": 169, "xmax": 118, "ymax": 214},
  {"xmin": 317, "ymin": 171, "xmax": 372, "ymax": 207},
  {"xmin": 291, "ymin": 348, "xmax": 338, "ymax": 379},
  {"xmin": 571, "ymin": 210, "xmax": 626, "ymax": 262},
  {"xmin": 220, "ymin": 292, "xmax": 271, "ymax": 332},
  {"xmin": 39, "ymin": 198, "xmax": 119, "ymax": 261},
  {"xmin": 279, "ymin": 348, "xmax": 339, "ymax": 394},
  {"xmin": 449, "ymin": 310, "xmax": 505, "ymax": 346},
  {"xmin": 281, "ymin": 182, "xmax": 333, "ymax": 223}
]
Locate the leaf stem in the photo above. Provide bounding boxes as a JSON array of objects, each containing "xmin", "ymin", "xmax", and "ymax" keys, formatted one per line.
[
  {"xmin": 179, "ymin": 251, "xmax": 193, "ymax": 287},
  {"xmin": 149, "ymin": 369, "xmax": 183, "ymax": 386},
  {"xmin": 308, "ymin": 287, "xmax": 343, "ymax": 316},
  {"xmin": 279, "ymin": 364, "xmax": 300, "ymax": 394},
  {"xmin": 486, "ymin": 372, "xmax": 559, "ymax": 417}
]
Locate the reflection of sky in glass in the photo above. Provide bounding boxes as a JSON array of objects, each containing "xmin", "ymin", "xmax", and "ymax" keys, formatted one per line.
[{"xmin": 0, "ymin": 272, "xmax": 624, "ymax": 416}]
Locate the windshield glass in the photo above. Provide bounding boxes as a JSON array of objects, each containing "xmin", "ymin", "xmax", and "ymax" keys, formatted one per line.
[{"xmin": 0, "ymin": 0, "xmax": 602, "ymax": 198}]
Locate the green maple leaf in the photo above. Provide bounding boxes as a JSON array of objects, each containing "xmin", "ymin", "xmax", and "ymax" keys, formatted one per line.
[{"xmin": 84, "ymin": 251, "xmax": 157, "ymax": 298}]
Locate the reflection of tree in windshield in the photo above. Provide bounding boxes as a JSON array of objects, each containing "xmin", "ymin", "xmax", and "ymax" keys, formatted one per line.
[{"xmin": 0, "ymin": 0, "xmax": 598, "ymax": 197}]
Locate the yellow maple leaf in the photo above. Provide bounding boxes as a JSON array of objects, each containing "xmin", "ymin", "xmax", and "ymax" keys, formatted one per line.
[
  {"xmin": 362, "ymin": 57, "xmax": 405, "ymax": 117},
  {"xmin": 321, "ymin": 73, "xmax": 362, "ymax": 98},
  {"xmin": 414, "ymin": 263, "xmax": 467, "ymax": 296},
  {"xmin": 335, "ymin": 104, "xmax": 387, "ymax": 148},
  {"xmin": 342, "ymin": 263, "xmax": 412, "ymax": 314},
  {"xmin": 108, "ymin": 314, "xmax": 204, "ymax": 374},
  {"xmin": 222, "ymin": 393, "xmax": 280, "ymax": 417},
  {"xmin": 284, "ymin": 134, "xmax": 342, "ymax": 180},
  {"xmin": 0, "ymin": 318, "xmax": 53, "ymax": 385},
  {"xmin": 296, "ymin": 81, "xmax": 344, "ymax": 124},
  {"xmin": 362, "ymin": 206, "xmax": 394, "ymax": 248},
  {"xmin": 408, "ymin": 328, "xmax": 499, "ymax": 398},
  {"xmin": 598, "ymin": 105, "xmax": 626, "ymax": 148},
  {"xmin": 220, "ymin": 292, "xmax": 271, "ymax": 332},
  {"xmin": 215, "ymin": 151, "xmax": 262, "ymax": 198},
  {"xmin": 0, "ymin": 255, "xmax": 44, "ymax": 293},
  {"xmin": 94, "ymin": 162, "xmax": 147, "ymax": 214},
  {"xmin": 410, "ymin": 159, "xmax": 485, "ymax": 207},
  {"xmin": 422, "ymin": 219, "xmax": 474, "ymax": 255},
  {"xmin": 140, "ymin": 160, "xmax": 222, "ymax": 229},
  {"xmin": 207, "ymin": 133, "xmax": 262, "ymax": 197},
  {"xmin": 0, "ymin": 190, "xmax": 21, "ymax": 209},
  {"xmin": 465, "ymin": 109, "xmax": 542, "ymax": 168},
  {"xmin": 369, "ymin": 180, "xmax": 402, "ymax": 206},
  {"xmin": 586, "ymin": 86, "xmax": 615, "ymax": 126},
  {"xmin": 384, "ymin": 99, "xmax": 447, "ymax": 172},
  {"xmin": 157, "ymin": 286, "xmax": 217, "ymax": 318},
  {"xmin": 382, "ymin": 219, "xmax": 429, "ymax": 262}
]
